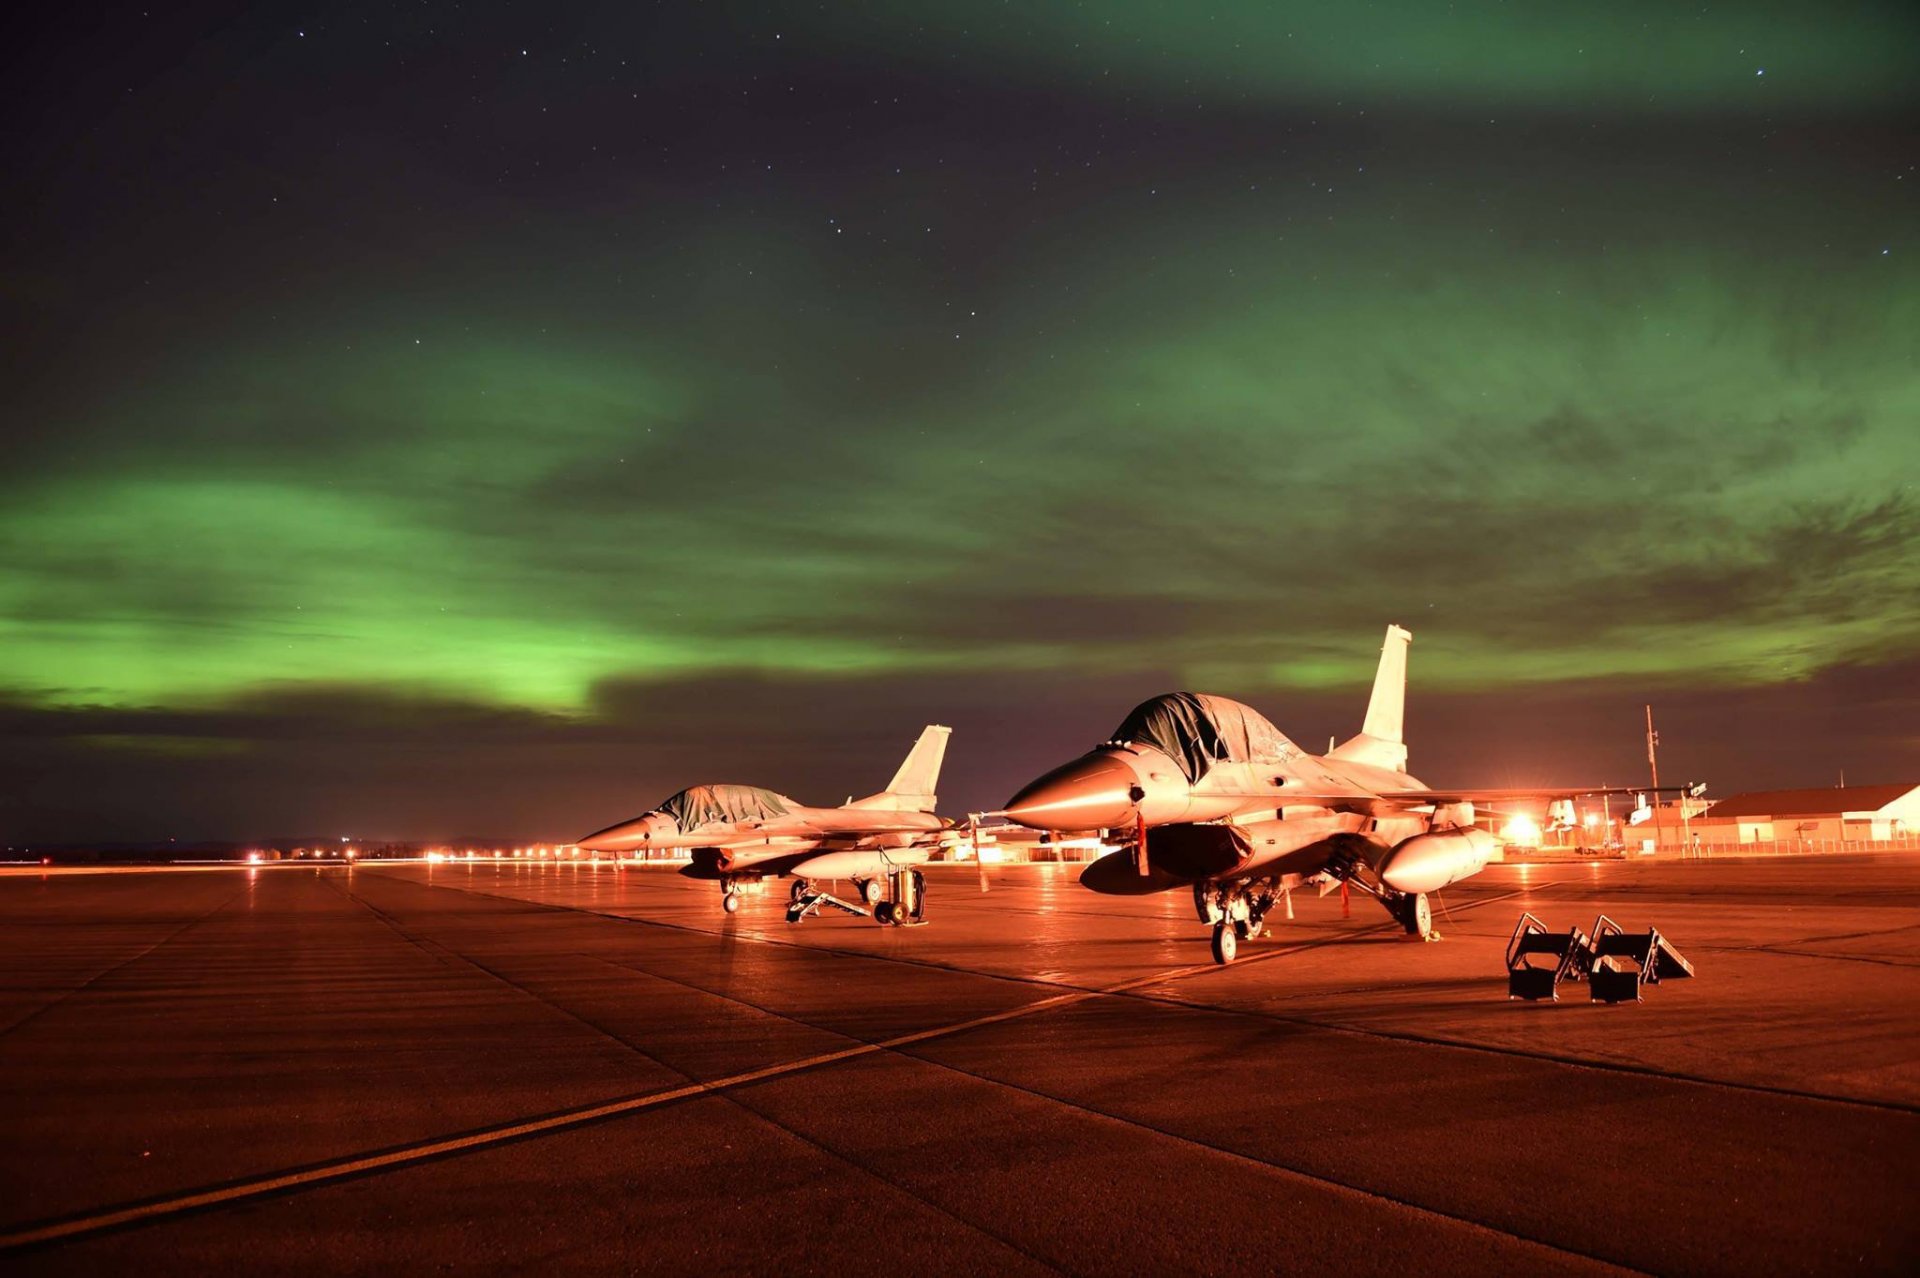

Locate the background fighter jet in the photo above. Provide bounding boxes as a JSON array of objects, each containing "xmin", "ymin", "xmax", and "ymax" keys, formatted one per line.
[
  {"xmin": 576, "ymin": 726, "xmax": 953, "ymax": 922},
  {"xmin": 1001, "ymin": 626, "xmax": 1668, "ymax": 964}
]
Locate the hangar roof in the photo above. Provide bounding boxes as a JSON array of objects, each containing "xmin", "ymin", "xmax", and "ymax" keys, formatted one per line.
[{"xmin": 1701, "ymin": 784, "xmax": 1917, "ymax": 819}]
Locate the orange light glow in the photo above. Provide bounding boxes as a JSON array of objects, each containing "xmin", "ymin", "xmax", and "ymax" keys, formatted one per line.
[{"xmin": 1502, "ymin": 813, "xmax": 1542, "ymax": 843}]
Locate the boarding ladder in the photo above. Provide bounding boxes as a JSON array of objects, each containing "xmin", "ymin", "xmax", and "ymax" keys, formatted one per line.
[{"xmin": 1505, "ymin": 913, "xmax": 1695, "ymax": 1003}]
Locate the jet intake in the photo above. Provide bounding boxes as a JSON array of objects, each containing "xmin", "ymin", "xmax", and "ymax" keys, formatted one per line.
[
  {"xmin": 1145, "ymin": 823, "xmax": 1253, "ymax": 879},
  {"xmin": 1378, "ymin": 827, "xmax": 1495, "ymax": 894}
]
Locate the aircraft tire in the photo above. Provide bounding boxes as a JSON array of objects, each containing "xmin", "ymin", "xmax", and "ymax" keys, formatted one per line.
[
  {"xmin": 1211, "ymin": 922, "xmax": 1237, "ymax": 965},
  {"xmin": 722, "ymin": 892, "xmax": 740, "ymax": 915},
  {"xmin": 1193, "ymin": 883, "xmax": 1222, "ymax": 924},
  {"xmin": 859, "ymin": 878, "xmax": 883, "ymax": 905},
  {"xmin": 1402, "ymin": 892, "xmax": 1431, "ymax": 938}
]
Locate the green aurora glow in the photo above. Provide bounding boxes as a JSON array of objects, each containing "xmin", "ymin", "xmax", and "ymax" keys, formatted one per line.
[{"xmin": 1, "ymin": 2, "xmax": 1914, "ymax": 833}]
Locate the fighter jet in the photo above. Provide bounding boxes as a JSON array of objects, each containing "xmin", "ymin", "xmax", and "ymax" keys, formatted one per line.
[
  {"xmin": 576, "ymin": 726, "xmax": 953, "ymax": 924},
  {"xmin": 1001, "ymin": 626, "xmax": 1664, "ymax": 963}
]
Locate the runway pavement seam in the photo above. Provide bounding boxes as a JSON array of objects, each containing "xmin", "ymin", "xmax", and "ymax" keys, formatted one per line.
[
  {"xmin": 393, "ymin": 869, "xmax": 1920, "ymax": 1116},
  {"xmin": 0, "ymin": 873, "xmax": 1392, "ymax": 1258},
  {"xmin": 1700, "ymin": 943, "xmax": 1920, "ymax": 970},
  {"xmin": 569, "ymin": 948, "xmax": 1657, "ymax": 1274},
  {"xmin": 1127, "ymin": 982, "xmax": 1920, "ymax": 1117},
  {"xmin": 330, "ymin": 873, "xmax": 1073, "ymax": 1273},
  {"xmin": 6, "ymin": 861, "xmax": 1910, "ymax": 1268},
  {"xmin": 1786, "ymin": 921, "xmax": 1920, "ymax": 945},
  {"xmin": 0, "ymin": 880, "xmax": 247, "ymax": 1041},
  {"xmin": 330, "ymin": 872, "xmax": 763, "ymax": 1069},
  {"xmin": 394, "ymin": 866, "xmax": 1530, "ymax": 1010},
  {"xmin": 0, "ymin": 975, "xmax": 1103, "ymax": 1256},
  {"xmin": 592, "ymin": 928, "xmax": 1849, "ymax": 1273},
  {"xmin": 885, "ymin": 1047, "xmax": 1652, "ymax": 1277},
  {"xmin": 564, "ymin": 953, "xmax": 1074, "ymax": 1275},
  {"xmin": 861, "ymin": 881, "xmax": 1920, "ymax": 1118},
  {"xmin": 372, "ymin": 865, "xmax": 1437, "ymax": 1004},
  {"xmin": 372, "ymin": 874, "xmax": 1668, "ymax": 1270},
  {"xmin": 384, "ymin": 869, "xmax": 1113, "ymax": 997}
]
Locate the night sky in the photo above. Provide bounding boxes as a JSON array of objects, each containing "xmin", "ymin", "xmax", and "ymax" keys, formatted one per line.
[{"xmin": 3, "ymin": 3, "xmax": 1915, "ymax": 842}]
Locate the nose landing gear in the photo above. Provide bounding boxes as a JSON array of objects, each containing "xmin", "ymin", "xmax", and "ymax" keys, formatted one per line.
[{"xmin": 1202, "ymin": 880, "xmax": 1281, "ymax": 965}]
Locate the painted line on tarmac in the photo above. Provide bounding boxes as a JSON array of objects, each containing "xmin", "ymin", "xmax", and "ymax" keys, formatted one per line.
[
  {"xmin": 0, "ymin": 985, "xmax": 1121, "ymax": 1252},
  {"xmin": 1, "ymin": 891, "xmax": 1459, "ymax": 1256},
  {"xmin": 0, "ymin": 881, "xmax": 1541, "ymax": 1252},
  {"xmin": 0, "ymin": 883, "xmax": 249, "ymax": 1040}
]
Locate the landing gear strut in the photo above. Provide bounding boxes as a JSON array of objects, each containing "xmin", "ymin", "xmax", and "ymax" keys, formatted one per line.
[{"xmin": 1202, "ymin": 880, "xmax": 1281, "ymax": 964}]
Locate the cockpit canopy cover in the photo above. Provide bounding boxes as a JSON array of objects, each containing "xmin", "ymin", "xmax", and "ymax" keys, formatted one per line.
[
  {"xmin": 1109, "ymin": 692, "xmax": 1297, "ymax": 783},
  {"xmin": 658, "ymin": 784, "xmax": 793, "ymax": 830}
]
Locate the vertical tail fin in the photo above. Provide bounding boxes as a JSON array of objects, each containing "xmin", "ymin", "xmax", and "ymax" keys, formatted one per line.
[
  {"xmin": 1328, "ymin": 625, "xmax": 1411, "ymax": 772},
  {"xmin": 845, "ymin": 725, "xmax": 951, "ymax": 812}
]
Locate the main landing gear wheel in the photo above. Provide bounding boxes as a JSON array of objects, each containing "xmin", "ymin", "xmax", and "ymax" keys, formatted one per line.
[
  {"xmin": 1193, "ymin": 883, "xmax": 1223, "ymax": 924},
  {"xmin": 1401, "ymin": 892, "xmax": 1433, "ymax": 939},
  {"xmin": 1210, "ymin": 922, "xmax": 1237, "ymax": 965},
  {"xmin": 858, "ymin": 878, "xmax": 884, "ymax": 906},
  {"xmin": 722, "ymin": 891, "xmax": 740, "ymax": 915}
]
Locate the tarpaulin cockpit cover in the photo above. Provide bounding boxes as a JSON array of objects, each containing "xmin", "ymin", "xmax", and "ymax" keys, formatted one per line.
[
  {"xmin": 1108, "ymin": 692, "xmax": 1296, "ymax": 783},
  {"xmin": 658, "ymin": 784, "xmax": 793, "ymax": 831}
]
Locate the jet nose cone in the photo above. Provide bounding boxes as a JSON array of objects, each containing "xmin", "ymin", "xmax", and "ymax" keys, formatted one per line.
[
  {"xmin": 575, "ymin": 816, "xmax": 654, "ymax": 852},
  {"xmin": 1003, "ymin": 754, "xmax": 1140, "ymax": 830}
]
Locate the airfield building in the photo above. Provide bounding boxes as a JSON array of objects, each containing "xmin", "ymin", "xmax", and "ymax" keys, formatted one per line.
[{"xmin": 1692, "ymin": 783, "xmax": 1920, "ymax": 845}]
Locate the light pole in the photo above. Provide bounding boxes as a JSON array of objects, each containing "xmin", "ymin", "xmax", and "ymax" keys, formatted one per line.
[{"xmin": 1646, "ymin": 704, "xmax": 1663, "ymax": 852}]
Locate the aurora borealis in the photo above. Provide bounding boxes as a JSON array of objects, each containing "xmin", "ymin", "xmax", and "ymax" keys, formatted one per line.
[{"xmin": 3, "ymin": 3, "xmax": 1915, "ymax": 841}]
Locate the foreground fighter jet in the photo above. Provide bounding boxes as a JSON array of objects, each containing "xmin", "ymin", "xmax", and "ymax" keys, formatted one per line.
[
  {"xmin": 1002, "ymin": 626, "xmax": 1660, "ymax": 963},
  {"xmin": 576, "ymin": 726, "xmax": 953, "ymax": 922}
]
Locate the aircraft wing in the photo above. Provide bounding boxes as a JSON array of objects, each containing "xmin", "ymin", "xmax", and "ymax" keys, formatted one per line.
[
  {"xmin": 1375, "ymin": 785, "xmax": 1685, "ymax": 804},
  {"xmin": 1198, "ymin": 784, "xmax": 1684, "ymax": 807}
]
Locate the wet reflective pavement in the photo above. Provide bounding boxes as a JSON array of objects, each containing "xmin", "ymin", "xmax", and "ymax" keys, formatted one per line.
[{"xmin": 1, "ymin": 856, "xmax": 1914, "ymax": 1274}]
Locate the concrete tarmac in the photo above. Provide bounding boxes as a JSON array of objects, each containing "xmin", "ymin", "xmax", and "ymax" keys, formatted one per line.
[{"xmin": 0, "ymin": 855, "xmax": 1914, "ymax": 1275}]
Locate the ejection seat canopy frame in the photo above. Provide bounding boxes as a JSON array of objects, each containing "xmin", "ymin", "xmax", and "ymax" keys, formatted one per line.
[
  {"xmin": 657, "ymin": 784, "xmax": 793, "ymax": 830},
  {"xmin": 1108, "ymin": 692, "xmax": 1297, "ymax": 783}
]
